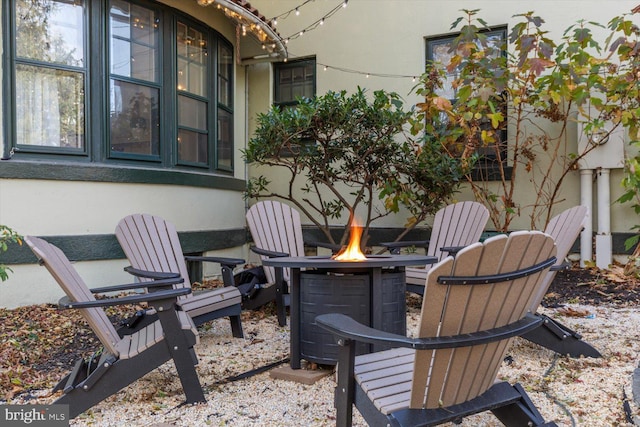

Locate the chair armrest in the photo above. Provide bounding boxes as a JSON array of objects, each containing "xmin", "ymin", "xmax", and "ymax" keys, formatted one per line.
[
  {"xmin": 184, "ymin": 255, "xmax": 245, "ymax": 268},
  {"xmin": 250, "ymin": 245, "xmax": 289, "ymax": 258},
  {"xmin": 315, "ymin": 312, "xmax": 543, "ymax": 350},
  {"xmin": 550, "ymin": 261, "xmax": 571, "ymax": 272},
  {"xmin": 59, "ymin": 287, "xmax": 191, "ymax": 309},
  {"xmin": 306, "ymin": 241, "xmax": 343, "ymax": 253},
  {"xmin": 380, "ymin": 240, "xmax": 429, "ymax": 254},
  {"xmin": 89, "ymin": 276, "xmax": 184, "ymax": 294},
  {"xmin": 440, "ymin": 246, "xmax": 465, "ymax": 256},
  {"xmin": 124, "ymin": 266, "xmax": 181, "ymax": 280}
]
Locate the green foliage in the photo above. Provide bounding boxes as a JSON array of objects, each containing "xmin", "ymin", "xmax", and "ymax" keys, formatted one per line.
[
  {"xmin": 1, "ymin": 226, "xmax": 22, "ymax": 282},
  {"xmin": 414, "ymin": 10, "xmax": 640, "ymax": 232},
  {"xmin": 244, "ymin": 87, "xmax": 464, "ymax": 246}
]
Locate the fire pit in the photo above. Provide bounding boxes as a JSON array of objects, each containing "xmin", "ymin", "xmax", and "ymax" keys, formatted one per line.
[{"xmin": 263, "ymin": 254, "xmax": 436, "ymax": 368}]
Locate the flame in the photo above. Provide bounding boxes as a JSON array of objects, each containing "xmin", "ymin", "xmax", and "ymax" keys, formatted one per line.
[{"xmin": 332, "ymin": 221, "xmax": 367, "ymax": 261}]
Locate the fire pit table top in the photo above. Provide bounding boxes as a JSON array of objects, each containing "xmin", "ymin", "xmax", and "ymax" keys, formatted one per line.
[{"xmin": 262, "ymin": 254, "xmax": 437, "ymax": 269}]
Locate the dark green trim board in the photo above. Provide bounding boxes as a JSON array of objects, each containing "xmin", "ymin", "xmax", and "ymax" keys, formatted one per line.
[
  {"xmin": 1, "ymin": 229, "xmax": 248, "ymax": 264},
  {"xmin": 0, "ymin": 160, "xmax": 246, "ymax": 190}
]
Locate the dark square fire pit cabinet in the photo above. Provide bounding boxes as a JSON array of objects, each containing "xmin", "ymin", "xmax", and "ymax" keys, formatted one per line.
[{"xmin": 262, "ymin": 255, "xmax": 436, "ymax": 369}]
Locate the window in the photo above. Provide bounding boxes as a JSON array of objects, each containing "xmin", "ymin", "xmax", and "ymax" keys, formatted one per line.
[
  {"xmin": 426, "ymin": 27, "xmax": 509, "ymax": 180},
  {"xmin": 274, "ymin": 58, "xmax": 316, "ymax": 109},
  {"xmin": 273, "ymin": 58, "xmax": 316, "ymax": 156},
  {"xmin": 7, "ymin": 0, "xmax": 234, "ymax": 174}
]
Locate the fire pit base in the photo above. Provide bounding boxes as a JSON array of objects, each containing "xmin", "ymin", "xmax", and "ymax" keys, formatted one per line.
[{"xmin": 299, "ymin": 269, "xmax": 406, "ymax": 365}]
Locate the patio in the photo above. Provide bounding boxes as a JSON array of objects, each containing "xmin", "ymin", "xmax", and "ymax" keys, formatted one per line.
[{"xmin": 3, "ymin": 280, "xmax": 640, "ymax": 426}]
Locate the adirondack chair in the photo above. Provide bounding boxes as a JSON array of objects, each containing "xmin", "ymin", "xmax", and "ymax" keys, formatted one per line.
[
  {"xmin": 246, "ymin": 200, "xmax": 340, "ymax": 326},
  {"xmin": 25, "ymin": 236, "xmax": 206, "ymax": 419},
  {"xmin": 384, "ymin": 201, "xmax": 490, "ymax": 295},
  {"xmin": 520, "ymin": 205, "xmax": 601, "ymax": 357},
  {"xmin": 316, "ymin": 231, "xmax": 558, "ymax": 427},
  {"xmin": 115, "ymin": 214, "xmax": 244, "ymax": 338}
]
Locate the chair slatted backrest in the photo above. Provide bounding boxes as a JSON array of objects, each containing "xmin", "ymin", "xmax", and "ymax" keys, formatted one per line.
[
  {"xmin": 427, "ymin": 201, "xmax": 490, "ymax": 262},
  {"xmin": 115, "ymin": 214, "xmax": 191, "ymax": 302},
  {"xmin": 530, "ymin": 205, "xmax": 588, "ymax": 309},
  {"xmin": 246, "ymin": 201, "xmax": 305, "ymax": 284},
  {"xmin": 25, "ymin": 236, "xmax": 122, "ymax": 356},
  {"xmin": 411, "ymin": 231, "xmax": 556, "ymax": 409}
]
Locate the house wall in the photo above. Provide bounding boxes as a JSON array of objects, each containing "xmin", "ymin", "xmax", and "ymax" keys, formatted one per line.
[
  {"xmin": 0, "ymin": 0, "xmax": 256, "ymax": 308},
  {"xmin": 246, "ymin": 1, "xmax": 638, "ymax": 238}
]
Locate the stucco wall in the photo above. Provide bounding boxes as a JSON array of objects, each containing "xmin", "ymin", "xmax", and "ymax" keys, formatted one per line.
[{"xmin": 246, "ymin": 0, "xmax": 638, "ymax": 233}]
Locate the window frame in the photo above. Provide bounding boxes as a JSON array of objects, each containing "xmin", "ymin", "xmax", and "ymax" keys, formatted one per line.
[
  {"xmin": 425, "ymin": 26, "xmax": 511, "ymax": 181},
  {"xmin": 3, "ymin": 0, "xmax": 235, "ymax": 176},
  {"xmin": 273, "ymin": 57, "xmax": 316, "ymax": 109}
]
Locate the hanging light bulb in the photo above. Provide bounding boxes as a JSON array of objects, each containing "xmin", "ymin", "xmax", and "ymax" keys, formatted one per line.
[
  {"xmin": 299, "ymin": 30, "xmax": 305, "ymax": 36},
  {"xmin": 320, "ymin": 18, "xmax": 324, "ymax": 25},
  {"xmin": 366, "ymin": 73, "xmax": 370, "ymax": 78},
  {"xmin": 295, "ymin": 7, "xmax": 300, "ymax": 16},
  {"xmin": 323, "ymin": 65, "xmax": 328, "ymax": 71},
  {"xmin": 343, "ymin": 1, "xmax": 348, "ymax": 8},
  {"xmin": 272, "ymin": 18, "xmax": 277, "ymax": 26}
]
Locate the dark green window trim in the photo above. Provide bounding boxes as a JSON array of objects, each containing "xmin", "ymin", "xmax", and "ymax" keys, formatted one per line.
[
  {"xmin": 0, "ymin": 160, "xmax": 246, "ymax": 190},
  {"xmin": 2, "ymin": 0, "xmax": 235, "ymax": 176}
]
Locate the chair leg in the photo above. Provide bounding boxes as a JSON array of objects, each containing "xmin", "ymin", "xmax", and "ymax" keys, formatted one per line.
[
  {"xmin": 491, "ymin": 383, "xmax": 557, "ymax": 427},
  {"xmin": 521, "ymin": 313, "xmax": 602, "ymax": 358},
  {"xmin": 274, "ymin": 267, "xmax": 287, "ymax": 327},
  {"xmin": 230, "ymin": 314, "xmax": 244, "ymax": 338},
  {"xmin": 335, "ymin": 338, "xmax": 357, "ymax": 427}
]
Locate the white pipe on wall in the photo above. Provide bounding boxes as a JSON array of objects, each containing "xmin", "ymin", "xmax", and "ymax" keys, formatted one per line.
[
  {"xmin": 580, "ymin": 169, "xmax": 593, "ymax": 267},
  {"xmin": 595, "ymin": 168, "xmax": 613, "ymax": 269}
]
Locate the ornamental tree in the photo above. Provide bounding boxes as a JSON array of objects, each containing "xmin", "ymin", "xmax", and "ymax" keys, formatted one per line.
[{"xmin": 244, "ymin": 87, "xmax": 465, "ymax": 247}]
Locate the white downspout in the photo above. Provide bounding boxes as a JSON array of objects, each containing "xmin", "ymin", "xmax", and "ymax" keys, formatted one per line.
[
  {"xmin": 580, "ymin": 169, "xmax": 593, "ymax": 267},
  {"xmin": 595, "ymin": 168, "xmax": 613, "ymax": 269}
]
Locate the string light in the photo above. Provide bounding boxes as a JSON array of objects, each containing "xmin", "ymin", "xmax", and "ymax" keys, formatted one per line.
[
  {"xmin": 268, "ymin": 0, "xmax": 316, "ymax": 25},
  {"xmin": 307, "ymin": 57, "xmax": 421, "ymax": 81},
  {"xmin": 281, "ymin": 0, "xmax": 348, "ymax": 42}
]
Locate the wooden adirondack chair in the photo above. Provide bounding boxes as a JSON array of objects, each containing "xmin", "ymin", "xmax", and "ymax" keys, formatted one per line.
[
  {"xmin": 520, "ymin": 205, "xmax": 602, "ymax": 357},
  {"xmin": 25, "ymin": 236, "xmax": 206, "ymax": 419},
  {"xmin": 246, "ymin": 200, "xmax": 339, "ymax": 326},
  {"xmin": 115, "ymin": 214, "xmax": 244, "ymax": 338},
  {"xmin": 316, "ymin": 231, "xmax": 558, "ymax": 427},
  {"xmin": 384, "ymin": 201, "xmax": 490, "ymax": 295}
]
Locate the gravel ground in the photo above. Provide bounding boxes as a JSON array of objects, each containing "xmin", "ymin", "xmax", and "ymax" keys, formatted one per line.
[{"xmin": 8, "ymin": 297, "xmax": 640, "ymax": 427}]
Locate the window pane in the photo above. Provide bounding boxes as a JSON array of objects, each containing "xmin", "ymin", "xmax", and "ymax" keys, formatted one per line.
[
  {"xmin": 178, "ymin": 129, "xmax": 208, "ymax": 164},
  {"xmin": 275, "ymin": 60, "xmax": 315, "ymax": 104},
  {"xmin": 177, "ymin": 22, "xmax": 207, "ymax": 96},
  {"xmin": 16, "ymin": 64, "xmax": 85, "ymax": 148},
  {"xmin": 218, "ymin": 43, "xmax": 233, "ymax": 107},
  {"xmin": 110, "ymin": 79, "xmax": 159, "ymax": 155},
  {"xmin": 109, "ymin": 0, "xmax": 159, "ymax": 82},
  {"xmin": 178, "ymin": 95, "xmax": 207, "ymax": 130},
  {"xmin": 15, "ymin": 0, "xmax": 84, "ymax": 67},
  {"xmin": 217, "ymin": 108, "xmax": 232, "ymax": 169}
]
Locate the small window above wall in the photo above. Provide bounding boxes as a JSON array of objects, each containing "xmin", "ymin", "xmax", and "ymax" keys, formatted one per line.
[
  {"xmin": 274, "ymin": 58, "xmax": 316, "ymax": 109},
  {"xmin": 273, "ymin": 58, "xmax": 316, "ymax": 156},
  {"xmin": 426, "ymin": 27, "xmax": 511, "ymax": 181}
]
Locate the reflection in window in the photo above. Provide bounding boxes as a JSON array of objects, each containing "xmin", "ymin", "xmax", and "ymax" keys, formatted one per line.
[
  {"xmin": 16, "ymin": 0, "xmax": 84, "ymax": 67},
  {"xmin": 217, "ymin": 43, "xmax": 233, "ymax": 169},
  {"xmin": 110, "ymin": 80, "xmax": 159, "ymax": 155},
  {"xmin": 109, "ymin": 0, "xmax": 160, "ymax": 158},
  {"xmin": 177, "ymin": 21, "xmax": 209, "ymax": 165},
  {"xmin": 274, "ymin": 58, "xmax": 315, "ymax": 108},
  {"xmin": 177, "ymin": 23, "xmax": 207, "ymax": 96},
  {"xmin": 14, "ymin": 0, "xmax": 86, "ymax": 149},
  {"xmin": 109, "ymin": 0, "xmax": 159, "ymax": 82}
]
